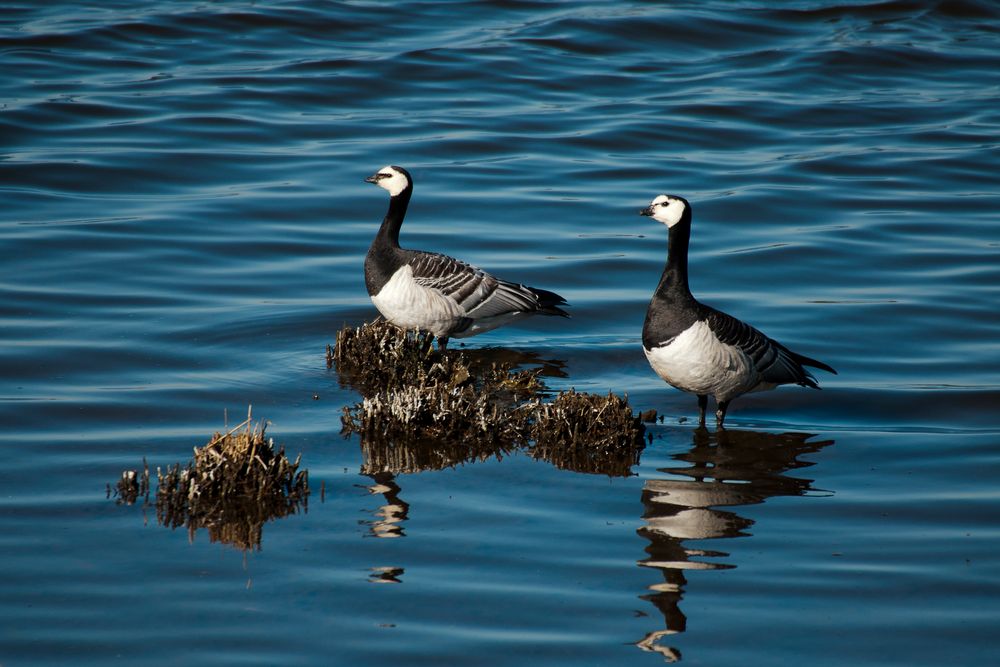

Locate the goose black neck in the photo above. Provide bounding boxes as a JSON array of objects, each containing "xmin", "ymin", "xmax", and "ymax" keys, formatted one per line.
[
  {"xmin": 376, "ymin": 187, "xmax": 412, "ymax": 249},
  {"xmin": 366, "ymin": 186, "xmax": 412, "ymax": 296},
  {"xmin": 655, "ymin": 214, "xmax": 693, "ymax": 301}
]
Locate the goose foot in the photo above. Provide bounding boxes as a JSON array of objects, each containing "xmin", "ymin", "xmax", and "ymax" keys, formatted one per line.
[{"xmin": 715, "ymin": 400, "xmax": 729, "ymax": 429}]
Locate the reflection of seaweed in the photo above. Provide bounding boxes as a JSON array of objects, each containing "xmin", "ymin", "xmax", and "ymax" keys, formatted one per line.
[
  {"xmin": 112, "ymin": 459, "xmax": 150, "ymax": 506},
  {"xmin": 336, "ymin": 321, "xmax": 645, "ymax": 478},
  {"xmin": 112, "ymin": 410, "xmax": 310, "ymax": 551},
  {"xmin": 361, "ymin": 433, "xmax": 509, "ymax": 476},
  {"xmin": 635, "ymin": 428, "xmax": 833, "ymax": 661}
]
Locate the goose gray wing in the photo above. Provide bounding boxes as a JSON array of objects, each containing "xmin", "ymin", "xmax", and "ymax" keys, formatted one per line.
[
  {"xmin": 406, "ymin": 251, "xmax": 539, "ymax": 317},
  {"xmin": 704, "ymin": 308, "xmax": 820, "ymax": 388},
  {"xmin": 466, "ymin": 279, "xmax": 548, "ymax": 318}
]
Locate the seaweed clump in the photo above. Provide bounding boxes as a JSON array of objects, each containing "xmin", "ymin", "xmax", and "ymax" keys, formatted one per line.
[
  {"xmin": 333, "ymin": 321, "xmax": 645, "ymax": 477},
  {"xmin": 112, "ymin": 410, "xmax": 309, "ymax": 551},
  {"xmin": 330, "ymin": 319, "xmax": 443, "ymax": 394},
  {"xmin": 337, "ymin": 321, "xmax": 542, "ymax": 453},
  {"xmin": 530, "ymin": 389, "xmax": 645, "ymax": 476}
]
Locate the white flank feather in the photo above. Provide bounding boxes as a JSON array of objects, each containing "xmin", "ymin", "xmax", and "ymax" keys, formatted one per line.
[
  {"xmin": 643, "ymin": 320, "xmax": 777, "ymax": 402},
  {"xmin": 370, "ymin": 264, "xmax": 465, "ymax": 337}
]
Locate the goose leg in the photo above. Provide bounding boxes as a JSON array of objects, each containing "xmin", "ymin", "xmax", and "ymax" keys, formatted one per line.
[
  {"xmin": 715, "ymin": 400, "xmax": 730, "ymax": 429},
  {"xmin": 697, "ymin": 395, "xmax": 708, "ymax": 426},
  {"xmin": 438, "ymin": 336, "xmax": 449, "ymax": 351}
]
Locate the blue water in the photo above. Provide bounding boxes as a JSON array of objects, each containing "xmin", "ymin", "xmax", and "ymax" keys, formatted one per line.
[{"xmin": 2, "ymin": 1, "xmax": 999, "ymax": 664}]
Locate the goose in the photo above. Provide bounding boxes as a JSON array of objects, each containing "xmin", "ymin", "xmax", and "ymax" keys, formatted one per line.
[
  {"xmin": 364, "ymin": 165, "xmax": 568, "ymax": 348},
  {"xmin": 640, "ymin": 194, "xmax": 836, "ymax": 427}
]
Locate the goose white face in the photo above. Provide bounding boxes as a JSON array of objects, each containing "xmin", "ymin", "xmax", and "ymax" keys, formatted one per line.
[
  {"xmin": 641, "ymin": 194, "xmax": 688, "ymax": 228},
  {"xmin": 367, "ymin": 165, "xmax": 411, "ymax": 197}
]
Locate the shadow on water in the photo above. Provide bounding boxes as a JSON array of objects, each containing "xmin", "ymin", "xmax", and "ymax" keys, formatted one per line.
[
  {"xmin": 451, "ymin": 346, "xmax": 570, "ymax": 381},
  {"xmin": 635, "ymin": 428, "xmax": 834, "ymax": 662}
]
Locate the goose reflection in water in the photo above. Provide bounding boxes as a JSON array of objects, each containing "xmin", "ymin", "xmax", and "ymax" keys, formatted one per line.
[
  {"xmin": 635, "ymin": 428, "xmax": 833, "ymax": 662},
  {"xmin": 360, "ymin": 471, "xmax": 409, "ymax": 584},
  {"xmin": 363, "ymin": 471, "xmax": 409, "ymax": 539}
]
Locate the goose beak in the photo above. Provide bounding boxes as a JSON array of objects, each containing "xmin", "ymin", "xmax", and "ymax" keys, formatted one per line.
[
  {"xmin": 365, "ymin": 173, "xmax": 379, "ymax": 184},
  {"xmin": 639, "ymin": 205, "xmax": 654, "ymax": 217}
]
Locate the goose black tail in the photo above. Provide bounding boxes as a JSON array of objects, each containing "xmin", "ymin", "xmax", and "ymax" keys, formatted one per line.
[
  {"xmin": 529, "ymin": 286, "xmax": 570, "ymax": 318},
  {"xmin": 793, "ymin": 352, "xmax": 837, "ymax": 375}
]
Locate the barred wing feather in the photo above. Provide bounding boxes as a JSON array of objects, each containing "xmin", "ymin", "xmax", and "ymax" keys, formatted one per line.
[
  {"xmin": 705, "ymin": 309, "xmax": 819, "ymax": 388},
  {"xmin": 407, "ymin": 252, "xmax": 539, "ymax": 318}
]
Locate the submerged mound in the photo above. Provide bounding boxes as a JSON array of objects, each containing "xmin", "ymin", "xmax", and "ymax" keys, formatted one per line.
[
  {"xmin": 333, "ymin": 321, "xmax": 645, "ymax": 477},
  {"xmin": 112, "ymin": 409, "xmax": 309, "ymax": 551}
]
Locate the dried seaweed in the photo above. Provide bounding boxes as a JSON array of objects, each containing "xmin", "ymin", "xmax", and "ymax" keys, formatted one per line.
[
  {"xmin": 337, "ymin": 321, "xmax": 541, "ymax": 453},
  {"xmin": 113, "ymin": 409, "xmax": 309, "ymax": 551},
  {"xmin": 529, "ymin": 389, "xmax": 645, "ymax": 477},
  {"xmin": 334, "ymin": 321, "xmax": 645, "ymax": 477}
]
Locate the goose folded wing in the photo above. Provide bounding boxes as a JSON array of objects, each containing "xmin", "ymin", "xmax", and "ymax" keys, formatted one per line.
[
  {"xmin": 407, "ymin": 252, "xmax": 534, "ymax": 316},
  {"xmin": 705, "ymin": 309, "xmax": 815, "ymax": 386},
  {"xmin": 464, "ymin": 279, "xmax": 541, "ymax": 318}
]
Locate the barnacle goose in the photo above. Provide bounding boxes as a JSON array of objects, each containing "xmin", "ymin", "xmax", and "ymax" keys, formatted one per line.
[
  {"xmin": 364, "ymin": 165, "xmax": 568, "ymax": 348},
  {"xmin": 640, "ymin": 194, "xmax": 836, "ymax": 427}
]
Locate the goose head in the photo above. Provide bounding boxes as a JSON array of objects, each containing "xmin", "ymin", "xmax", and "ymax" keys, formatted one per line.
[
  {"xmin": 365, "ymin": 165, "xmax": 412, "ymax": 197},
  {"xmin": 640, "ymin": 194, "xmax": 690, "ymax": 228}
]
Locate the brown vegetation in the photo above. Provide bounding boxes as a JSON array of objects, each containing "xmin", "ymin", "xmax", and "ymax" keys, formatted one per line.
[
  {"xmin": 530, "ymin": 389, "xmax": 645, "ymax": 476},
  {"xmin": 334, "ymin": 321, "xmax": 645, "ymax": 477},
  {"xmin": 112, "ymin": 409, "xmax": 309, "ymax": 551}
]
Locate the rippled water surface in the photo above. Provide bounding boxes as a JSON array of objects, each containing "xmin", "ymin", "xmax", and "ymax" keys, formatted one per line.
[{"xmin": 2, "ymin": 1, "xmax": 999, "ymax": 664}]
